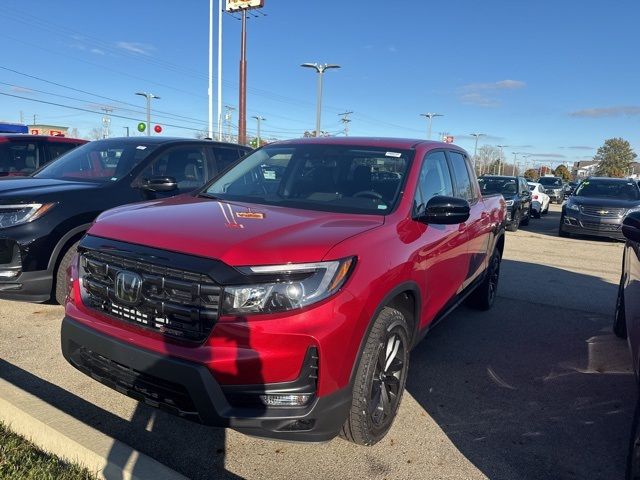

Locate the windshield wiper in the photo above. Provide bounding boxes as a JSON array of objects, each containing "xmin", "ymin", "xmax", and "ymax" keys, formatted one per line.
[{"xmin": 198, "ymin": 192, "xmax": 221, "ymax": 200}]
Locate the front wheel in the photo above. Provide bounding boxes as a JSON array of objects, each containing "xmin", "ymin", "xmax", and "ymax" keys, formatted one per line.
[
  {"xmin": 54, "ymin": 241, "xmax": 79, "ymax": 305},
  {"xmin": 340, "ymin": 307, "xmax": 410, "ymax": 446},
  {"xmin": 507, "ymin": 211, "xmax": 520, "ymax": 232},
  {"xmin": 558, "ymin": 215, "xmax": 570, "ymax": 238}
]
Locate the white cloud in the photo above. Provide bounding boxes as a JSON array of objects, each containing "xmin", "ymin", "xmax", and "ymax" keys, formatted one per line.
[
  {"xmin": 116, "ymin": 41, "xmax": 155, "ymax": 55},
  {"xmin": 461, "ymin": 79, "xmax": 526, "ymax": 91},
  {"xmin": 569, "ymin": 106, "xmax": 640, "ymax": 118},
  {"xmin": 458, "ymin": 79, "xmax": 526, "ymax": 108},
  {"xmin": 459, "ymin": 92, "xmax": 500, "ymax": 108},
  {"xmin": 90, "ymin": 48, "xmax": 105, "ymax": 55}
]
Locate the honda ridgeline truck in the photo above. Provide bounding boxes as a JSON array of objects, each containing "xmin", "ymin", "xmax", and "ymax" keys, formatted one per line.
[{"xmin": 61, "ymin": 137, "xmax": 506, "ymax": 445}]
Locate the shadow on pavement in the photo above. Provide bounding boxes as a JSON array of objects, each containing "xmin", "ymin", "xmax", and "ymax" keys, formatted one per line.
[
  {"xmin": 407, "ymin": 259, "xmax": 635, "ymax": 480},
  {"xmin": 0, "ymin": 358, "xmax": 242, "ymax": 480}
]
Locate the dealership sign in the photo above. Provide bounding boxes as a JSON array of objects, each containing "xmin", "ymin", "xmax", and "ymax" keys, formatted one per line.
[{"xmin": 225, "ymin": 0, "xmax": 264, "ymax": 11}]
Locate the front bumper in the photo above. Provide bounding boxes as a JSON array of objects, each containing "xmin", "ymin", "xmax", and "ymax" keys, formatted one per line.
[
  {"xmin": 561, "ymin": 213, "xmax": 625, "ymax": 240},
  {"xmin": 0, "ymin": 233, "xmax": 53, "ymax": 302},
  {"xmin": 61, "ymin": 316, "xmax": 352, "ymax": 442}
]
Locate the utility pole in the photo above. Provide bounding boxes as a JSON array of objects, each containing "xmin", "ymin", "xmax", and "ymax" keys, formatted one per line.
[
  {"xmin": 470, "ymin": 133, "xmax": 485, "ymax": 170},
  {"xmin": 338, "ymin": 111, "xmax": 353, "ymax": 136},
  {"xmin": 252, "ymin": 115, "xmax": 265, "ymax": 146},
  {"xmin": 123, "ymin": 126, "xmax": 130, "ymax": 137},
  {"xmin": 224, "ymin": 105, "xmax": 236, "ymax": 142},
  {"xmin": 33, "ymin": 114, "xmax": 37, "ymax": 125},
  {"xmin": 497, "ymin": 144, "xmax": 508, "ymax": 175},
  {"xmin": 238, "ymin": 9, "xmax": 248, "ymax": 145},
  {"xmin": 301, "ymin": 63, "xmax": 341, "ymax": 137},
  {"xmin": 420, "ymin": 113, "xmax": 443, "ymax": 140},
  {"xmin": 101, "ymin": 107, "xmax": 113, "ymax": 139},
  {"xmin": 135, "ymin": 92, "xmax": 160, "ymax": 136},
  {"xmin": 19, "ymin": 111, "xmax": 24, "ymax": 124}
]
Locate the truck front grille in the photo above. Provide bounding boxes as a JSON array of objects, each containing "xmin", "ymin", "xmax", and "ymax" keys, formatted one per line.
[
  {"xmin": 580, "ymin": 205, "xmax": 626, "ymax": 218},
  {"xmin": 80, "ymin": 250, "xmax": 221, "ymax": 342}
]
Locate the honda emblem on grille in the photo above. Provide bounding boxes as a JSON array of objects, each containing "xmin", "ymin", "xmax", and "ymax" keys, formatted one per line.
[{"xmin": 114, "ymin": 271, "xmax": 142, "ymax": 305}]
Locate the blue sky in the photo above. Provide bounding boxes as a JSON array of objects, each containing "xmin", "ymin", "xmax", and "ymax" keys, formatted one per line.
[{"xmin": 1, "ymin": 0, "xmax": 638, "ymax": 168}]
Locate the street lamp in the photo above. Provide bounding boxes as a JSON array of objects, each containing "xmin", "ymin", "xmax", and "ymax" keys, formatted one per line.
[
  {"xmin": 420, "ymin": 113, "xmax": 443, "ymax": 140},
  {"xmin": 135, "ymin": 92, "xmax": 160, "ymax": 136},
  {"xmin": 252, "ymin": 115, "xmax": 266, "ymax": 146},
  {"xmin": 497, "ymin": 144, "xmax": 509, "ymax": 175},
  {"xmin": 301, "ymin": 63, "xmax": 341, "ymax": 137},
  {"xmin": 470, "ymin": 133, "xmax": 485, "ymax": 170}
]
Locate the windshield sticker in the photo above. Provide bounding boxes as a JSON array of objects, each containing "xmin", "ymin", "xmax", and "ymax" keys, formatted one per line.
[
  {"xmin": 263, "ymin": 170, "xmax": 276, "ymax": 180},
  {"xmin": 110, "ymin": 177, "xmax": 118, "ymax": 181},
  {"xmin": 385, "ymin": 152, "xmax": 402, "ymax": 158},
  {"xmin": 136, "ymin": 145, "xmax": 147, "ymax": 150},
  {"xmin": 377, "ymin": 205, "xmax": 388, "ymax": 210},
  {"xmin": 236, "ymin": 211, "xmax": 265, "ymax": 220}
]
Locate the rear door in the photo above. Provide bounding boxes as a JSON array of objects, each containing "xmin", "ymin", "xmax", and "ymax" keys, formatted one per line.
[{"xmin": 447, "ymin": 150, "xmax": 491, "ymax": 289}]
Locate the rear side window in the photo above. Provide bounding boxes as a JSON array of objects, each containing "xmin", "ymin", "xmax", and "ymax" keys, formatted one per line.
[
  {"xmin": 46, "ymin": 143, "xmax": 80, "ymax": 163},
  {"xmin": 0, "ymin": 141, "xmax": 41, "ymax": 176},
  {"xmin": 138, "ymin": 145, "xmax": 208, "ymax": 192},
  {"xmin": 415, "ymin": 151, "xmax": 454, "ymax": 211},
  {"xmin": 447, "ymin": 151, "xmax": 475, "ymax": 202}
]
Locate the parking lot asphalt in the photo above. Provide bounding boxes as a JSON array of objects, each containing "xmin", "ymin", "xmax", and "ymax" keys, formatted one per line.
[{"xmin": 0, "ymin": 203, "xmax": 634, "ymax": 480}]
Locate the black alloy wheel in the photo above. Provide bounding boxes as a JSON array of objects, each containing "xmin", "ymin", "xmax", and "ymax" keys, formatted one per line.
[{"xmin": 369, "ymin": 330, "xmax": 406, "ymax": 427}]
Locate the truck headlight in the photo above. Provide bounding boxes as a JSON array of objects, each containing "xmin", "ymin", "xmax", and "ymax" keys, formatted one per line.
[
  {"xmin": 222, "ymin": 257, "xmax": 355, "ymax": 315},
  {"xmin": 0, "ymin": 203, "xmax": 56, "ymax": 229},
  {"xmin": 566, "ymin": 201, "xmax": 580, "ymax": 212}
]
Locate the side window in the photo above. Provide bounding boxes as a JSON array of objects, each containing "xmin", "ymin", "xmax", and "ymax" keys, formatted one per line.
[
  {"xmin": 137, "ymin": 145, "xmax": 208, "ymax": 191},
  {"xmin": 211, "ymin": 146, "xmax": 243, "ymax": 174},
  {"xmin": 0, "ymin": 141, "xmax": 40, "ymax": 175},
  {"xmin": 46, "ymin": 143, "xmax": 79, "ymax": 163},
  {"xmin": 448, "ymin": 151, "xmax": 474, "ymax": 202},
  {"xmin": 414, "ymin": 151, "xmax": 454, "ymax": 212}
]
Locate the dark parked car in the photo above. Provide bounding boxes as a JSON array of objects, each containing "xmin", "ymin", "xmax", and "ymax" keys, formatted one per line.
[
  {"xmin": 538, "ymin": 176, "xmax": 565, "ymax": 204},
  {"xmin": 0, "ymin": 134, "xmax": 86, "ymax": 177},
  {"xmin": 612, "ymin": 210, "xmax": 640, "ymax": 478},
  {"xmin": 559, "ymin": 177, "xmax": 640, "ymax": 240},
  {"xmin": 478, "ymin": 175, "xmax": 531, "ymax": 231},
  {"xmin": 0, "ymin": 137, "xmax": 251, "ymax": 304}
]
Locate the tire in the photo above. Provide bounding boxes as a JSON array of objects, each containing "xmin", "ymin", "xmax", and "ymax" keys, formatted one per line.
[
  {"xmin": 466, "ymin": 248, "xmax": 502, "ymax": 311},
  {"xmin": 521, "ymin": 211, "xmax": 530, "ymax": 226},
  {"xmin": 558, "ymin": 215, "xmax": 570, "ymax": 238},
  {"xmin": 532, "ymin": 209, "xmax": 541, "ymax": 219},
  {"xmin": 507, "ymin": 210, "xmax": 520, "ymax": 232},
  {"xmin": 340, "ymin": 307, "xmax": 410, "ymax": 446},
  {"xmin": 54, "ymin": 241, "xmax": 79, "ymax": 305},
  {"xmin": 614, "ymin": 276, "xmax": 628, "ymax": 339},
  {"xmin": 542, "ymin": 203, "xmax": 549, "ymax": 215},
  {"xmin": 626, "ymin": 395, "xmax": 640, "ymax": 480}
]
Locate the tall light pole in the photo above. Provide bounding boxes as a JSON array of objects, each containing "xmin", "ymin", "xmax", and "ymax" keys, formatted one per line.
[
  {"xmin": 470, "ymin": 133, "xmax": 485, "ymax": 170},
  {"xmin": 520, "ymin": 153, "xmax": 532, "ymax": 176},
  {"xmin": 208, "ymin": 0, "xmax": 213, "ymax": 139},
  {"xmin": 252, "ymin": 115, "xmax": 265, "ymax": 146},
  {"xmin": 420, "ymin": 113, "xmax": 443, "ymax": 140},
  {"xmin": 135, "ymin": 92, "xmax": 160, "ymax": 136},
  {"xmin": 217, "ymin": 0, "xmax": 223, "ymax": 141},
  {"xmin": 301, "ymin": 63, "xmax": 341, "ymax": 137}
]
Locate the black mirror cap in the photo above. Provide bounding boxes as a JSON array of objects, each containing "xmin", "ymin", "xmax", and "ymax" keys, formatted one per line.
[
  {"xmin": 623, "ymin": 211, "xmax": 640, "ymax": 243},
  {"xmin": 417, "ymin": 195, "xmax": 471, "ymax": 225},
  {"xmin": 142, "ymin": 176, "xmax": 178, "ymax": 192}
]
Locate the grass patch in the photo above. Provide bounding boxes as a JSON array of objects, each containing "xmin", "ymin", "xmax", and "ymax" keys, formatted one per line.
[{"xmin": 0, "ymin": 421, "xmax": 96, "ymax": 479}]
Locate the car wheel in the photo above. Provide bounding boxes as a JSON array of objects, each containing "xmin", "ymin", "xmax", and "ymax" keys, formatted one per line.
[
  {"xmin": 507, "ymin": 211, "xmax": 520, "ymax": 232},
  {"xmin": 627, "ymin": 395, "xmax": 640, "ymax": 480},
  {"xmin": 521, "ymin": 211, "xmax": 530, "ymax": 226},
  {"xmin": 558, "ymin": 215, "xmax": 570, "ymax": 238},
  {"xmin": 340, "ymin": 307, "xmax": 410, "ymax": 446},
  {"xmin": 466, "ymin": 248, "xmax": 502, "ymax": 311},
  {"xmin": 614, "ymin": 276, "xmax": 628, "ymax": 339},
  {"xmin": 54, "ymin": 241, "xmax": 79, "ymax": 305},
  {"xmin": 542, "ymin": 203, "xmax": 549, "ymax": 214}
]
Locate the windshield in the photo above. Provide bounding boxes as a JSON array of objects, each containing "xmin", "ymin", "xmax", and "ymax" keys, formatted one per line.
[
  {"xmin": 528, "ymin": 184, "xmax": 537, "ymax": 191},
  {"xmin": 34, "ymin": 140, "xmax": 158, "ymax": 182},
  {"xmin": 538, "ymin": 177, "xmax": 563, "ymax": 187},
  {"xmin": 203, "ymin": 144, "xmax": 413, "ymax": 215},
  {"xmin": 478, "ymin": 177, "xmax": 518, "ymax": 196},
  {"xmin": 574, "ymin": 179, "xmax": 640, "ymax": 200}
]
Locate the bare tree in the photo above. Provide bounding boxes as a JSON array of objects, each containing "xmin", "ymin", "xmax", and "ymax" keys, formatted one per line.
[{"xmin": 87, "ymin": 128, "xmax": 102, "ymax": 140}]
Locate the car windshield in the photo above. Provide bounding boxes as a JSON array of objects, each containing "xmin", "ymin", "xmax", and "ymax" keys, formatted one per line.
[
  {"xmin": 528, "ymin": 184, "xmax": 537, "ymax": 191},
  {"xmin": 203, "ymin": 144, "xmax": 413, "ymax": 215},
  {"xmin": 538, "ymin": 177, "xmax": 563, "ymax": 187},
  {"xmin": 34, "ymin": 140, "xmax": 158, "ymax": 183},
  {"xmin": 574, "ymin": 179, "xmax": 640, "ymax": 200},
  {"xmin": 478, "ymin": 177, "xmax": 518, "ymax": 195}
]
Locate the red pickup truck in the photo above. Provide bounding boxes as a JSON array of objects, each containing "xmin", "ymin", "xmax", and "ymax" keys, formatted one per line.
[{"xmin": 61, "ymin": 137, "xmax": 505, "ymax": 445}]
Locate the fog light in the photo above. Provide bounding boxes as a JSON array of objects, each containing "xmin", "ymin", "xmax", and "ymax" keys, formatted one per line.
[
  {"xmin": 260, "ymin": 394, "xmax": 312, "ymax": 407},
  {"xmin": 0, "ymin": 269, "xmax": 20, "ymax": 279}
]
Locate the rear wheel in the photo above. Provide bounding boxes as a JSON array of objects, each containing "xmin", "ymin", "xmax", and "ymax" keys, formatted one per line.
[
  {"xmin": 54, "ymin": 241, "xmax": 79, "ymax": 305},
  {"xmin": 614, "ymin": 276, "xmax": 627, "ymax": 339},
  {"xmin": 542, "ymin": 202, "xmax": 549, "ymax": 214},
  {"xmin": 466, "ymin": 248, "xmax": 502, "ymax": 311},
  {"xmin": 340, "ymin": 307, "xmax": 410, "ymax": 446},
  {"xmin": 521, "ymin": 210, "xmax": 530, "ymax": 226}
]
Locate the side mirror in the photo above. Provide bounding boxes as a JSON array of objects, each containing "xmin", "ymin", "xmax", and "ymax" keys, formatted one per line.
[
  {"xmin": 623, "ymin": 211, "xmax": 640, "ymax": 243},
  {"xmin": 142, "ymin": 176, "xmax": 178, "ymax": 192},
  {"xmin": 415, "ymin": 195, "xmax": 470, "ymax": 225}
]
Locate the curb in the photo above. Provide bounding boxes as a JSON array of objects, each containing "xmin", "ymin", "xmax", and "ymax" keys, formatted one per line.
[{"xmin": 0, "ymin": 377, "xmax": 189, "ymax": 480}]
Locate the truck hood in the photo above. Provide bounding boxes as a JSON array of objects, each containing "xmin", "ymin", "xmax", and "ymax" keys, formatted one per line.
[
  {"xmin": 89, "ymin": 196, "xmax": 385, "ymax": 266},
  {"xmin": 0, "ymin": 177, "xmax": 101, "ymax": 202}
]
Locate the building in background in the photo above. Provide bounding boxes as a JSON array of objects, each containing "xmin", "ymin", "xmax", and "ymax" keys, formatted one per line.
[
  {"xmin": 27, "ymin": 124, "xmax": 69, "ymax": 136},
  {"xmin": 572, "ymin": 160, "xmax": 598, "ymax": 179}
]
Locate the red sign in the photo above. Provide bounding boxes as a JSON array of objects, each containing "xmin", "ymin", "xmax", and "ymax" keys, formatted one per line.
[
  {"xmin": 30, "ymin": 129, "xmax": 39, "ymax": 135},
  {"xmin": 443, "ymin": 135, "xmax": 454, "ymax": 144}
]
